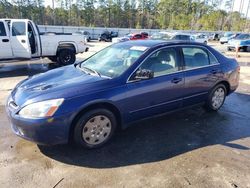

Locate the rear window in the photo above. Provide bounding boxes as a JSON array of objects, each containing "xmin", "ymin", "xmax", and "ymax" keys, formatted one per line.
[
  {"xmin": 0, "ymin": 22, "xmax": 6, "ymax": 36},
  {"xmin": 12, "ymin": 22, "xmax": 26, "ymax": 36}
]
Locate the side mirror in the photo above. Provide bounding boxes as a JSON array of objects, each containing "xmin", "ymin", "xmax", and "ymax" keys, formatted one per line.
[{"xmin": 134, "ymin": 69, "xmax": 154, "ymax": 80}]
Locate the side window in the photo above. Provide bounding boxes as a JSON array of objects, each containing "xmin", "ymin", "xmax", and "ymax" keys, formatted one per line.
[
  {"xmin": 0, "ymin": 22, "xmax": 6, "ymax": 36},
  {"xmin": 139, "ymin": 48, "xmax": 179, "ymax": 77},
  {"xmin": 135, "ymin": 34, "xmax": 142, "ymax": 39},
  {"xmin": 208, "ymin": 51, "xmax": 218, "ymax": 65},
  {"xmin": 12, "ymin": 22, "xmax": 26, "ymax": 36},
  {"xmin": 182, "ymin": 47, "xmax": 209, "ymax": 69}
]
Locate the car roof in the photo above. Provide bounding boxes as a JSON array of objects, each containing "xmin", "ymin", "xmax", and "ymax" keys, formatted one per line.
[{"xmin": 115, "ymin": 39, "xmax": 206, "ymax": 48}]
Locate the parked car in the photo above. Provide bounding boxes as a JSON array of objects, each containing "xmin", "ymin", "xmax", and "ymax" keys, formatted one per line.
[
  {"xmin": 112, "ymin": 35, "xmax": 130, "ymax": 43},
  {"xmin": 150, "ymin": 32, "xmax": 173, "ymax": 40},
  {"xmin": 220, "ymin": 32, "xmax": 240, "ymax": 44},
  {"xmin": 98, "ymin": 31, "xmax": 118, "ymax": 42},
  {"xmin": 208, "ymin": 33, "xmax": 221, "ymax": 41},
  {"xmin": 6, "ymin": 40, "xmax": 240, "ymax": 148},
  {"xmin": 112, "ymin": 32, "xmax": 149, "ymax": 43},
  {"xmin": 0, "ymin": 19, "xmax": 89, "ymax": 65},
  {"xmin": 192, "ymin": 33, "xmax": 208, "ymax": 44},
  {"xmin": 171, "ymin": 33, "xmax": 194, "ymax": 41},
  {"xmin": 126, "ymin": 32, "xmax": 149, "ymax": 40},
  {"xmin": 74, "ymin": 31, "xmax": 91, "ymax": 42},
  {"xmin": 227, "ymin": 33, "xmax": 250, "ymax": 52}
]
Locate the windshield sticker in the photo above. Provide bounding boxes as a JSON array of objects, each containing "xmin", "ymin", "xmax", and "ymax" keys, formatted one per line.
[{"xmin": 130, "ymin": 46, "xmax": 148, "ymax": 51}]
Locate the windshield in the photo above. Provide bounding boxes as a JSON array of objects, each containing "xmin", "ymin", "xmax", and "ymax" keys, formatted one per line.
[
  {"xmin": 79, "ymin": 43, "xmax": 147, "ymax": 78},
  {"xmin": 235, "ymin": 34, "xmax": 250, "ymax": 40}
]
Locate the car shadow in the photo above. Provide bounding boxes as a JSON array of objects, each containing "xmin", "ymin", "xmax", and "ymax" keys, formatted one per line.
[
  {"xmin": 39, "ymin": 92, "xmax": 250, "ymax": 169},
  {"xmin": 0, "ymin": 61, "xmax": 60, "ymax": 78}
]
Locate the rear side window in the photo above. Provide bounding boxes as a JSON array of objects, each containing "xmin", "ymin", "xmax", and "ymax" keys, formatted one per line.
[
  {"xmin": 12, "ymin": 22, "xmax": 26, "ymax": 36},
  {"xmin": 208, "ymin": 51, "xmax": 218, "ymax": 65},
  {"xmin": 182, "ymin": 47, "xmax": 210, "ymax": 69},
  {"xmin": 0, "ymin": 22, "xmax": 6, "ymax": 36}
]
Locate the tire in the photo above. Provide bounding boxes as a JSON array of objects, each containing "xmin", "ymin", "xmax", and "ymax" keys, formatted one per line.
[
  {"xmin": 204, "ymin": 84, "xmax": 227, "ymax": 112},
  {"xmin": 56, "ymin": 49, "xmax": 76, "ymax": 66},
  {"xmin": 73, "ymin": 109, "xmax": 117, "ymax": 149},
  {"xmin": 243, "ymin": 46, "xmax": 248, "ymax": 52}
]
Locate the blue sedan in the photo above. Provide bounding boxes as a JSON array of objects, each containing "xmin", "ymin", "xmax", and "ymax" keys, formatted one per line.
[{"xmin": 6, "ymin": 40, "xmax": 240, "ymax": 148}]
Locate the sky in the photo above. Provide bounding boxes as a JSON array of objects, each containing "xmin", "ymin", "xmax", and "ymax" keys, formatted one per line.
[{"xmin": 42, "ymin": 0, "xmax": 249, "ymax": 18}]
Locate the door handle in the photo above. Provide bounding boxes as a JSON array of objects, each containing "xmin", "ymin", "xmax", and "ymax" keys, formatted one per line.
[
  {"xmin": 21, "ymin": 39, "xmax": 26, "ymax": 43},
  {"xmin": 171, "ymin": 77, "xmax": 182, "ymax": 84},
  {"xmin": 2, "ymin": 39, "xmax": 9, "ymax": 42}
]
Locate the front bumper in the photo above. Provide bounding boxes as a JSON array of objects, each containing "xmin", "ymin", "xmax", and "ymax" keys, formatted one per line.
[{"xmin": 6, "ymin": 97, "xmax": 72, "ymax": 145}]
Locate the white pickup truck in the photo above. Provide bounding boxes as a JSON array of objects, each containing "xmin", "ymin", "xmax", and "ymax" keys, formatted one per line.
[{"xmin": 0, "ymin": 19, "xmax": 89, "ymax": 65}]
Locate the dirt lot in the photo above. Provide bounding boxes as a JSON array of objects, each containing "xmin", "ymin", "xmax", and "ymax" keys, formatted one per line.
[{"xmin": 0, "ymin": 42, "xmax": 250, "ymax": 188}]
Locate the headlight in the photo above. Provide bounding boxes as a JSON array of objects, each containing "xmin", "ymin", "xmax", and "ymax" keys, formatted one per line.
[{"xmin": 19, "ymin": 98, "xmax": 64, "ymax": 119}]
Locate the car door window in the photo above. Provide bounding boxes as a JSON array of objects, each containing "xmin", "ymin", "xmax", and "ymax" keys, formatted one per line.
[
  {"xmin": 0, "ymin": 22, "xmax": 6, "ymax": 36},
  {"xmin": 12, "ymin": 22, "xmax": 26, "ymax": 36},
  {"xmin": 139, "ymin": 47, "xmax": 179, "ymax": 77},
  {"xmin": 182, "ymin": 47, "xmax": 210, "ymax": 69},
  {"xmin": 135, "ymin": 34, "xmax": 142, "ymax": 39}
]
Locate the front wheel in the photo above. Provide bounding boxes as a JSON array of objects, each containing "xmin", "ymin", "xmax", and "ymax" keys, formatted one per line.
[
  {"xmin": 56, "ymin": 49, "xmax": 76, "ymax": 66},
  {"xmin": 204, "ymin": 84, "xmax": 227, "ymax": 112},
  {"xmin": 73, "ymin": 109, "xmax": 117, "ymax": 149}
]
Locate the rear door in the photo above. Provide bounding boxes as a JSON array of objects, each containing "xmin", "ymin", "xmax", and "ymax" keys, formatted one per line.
[
  {"xmin": 10, "ymin": 20, "xmax": 31, "ymax": 58},
  {"xmin": 181, "ymin": 46, "xmax": 222, "ymax": 106},
  {"xmin": 0, "ymin": 21, "xmax": 12, "ymax": 59}
]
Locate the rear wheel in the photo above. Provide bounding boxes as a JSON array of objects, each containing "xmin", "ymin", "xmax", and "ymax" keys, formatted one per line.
[
  {"xmin": 204, "ymin": 84, "xmax": 227, "ymax": 112},
  {"xmin": 73, "ymin": 109, "xmax": 117, "ymax": 149},
  {"xmin": 56, "ymin": 49, "xmax": 76, "ymax": 66},
  {"xmin": 243, "ymin": 46, "xmax": 248, "ymax": 52}
]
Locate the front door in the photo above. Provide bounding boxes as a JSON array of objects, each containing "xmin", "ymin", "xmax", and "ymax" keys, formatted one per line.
[
  {"xmin": 124, "ymin": 47, "xmax": 185, "ymax": 122},
  {"xmin": 10, "ymin": 20, "xmax": 31, "ymax": 58},
  {"xmin": 0, "ymin": 21, "xmax": 12, "ymax": 59}
]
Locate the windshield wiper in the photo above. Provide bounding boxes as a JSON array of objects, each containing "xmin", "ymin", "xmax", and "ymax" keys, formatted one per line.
[{"xmin": 80, "ymin": 66, "xmax": 102, "ymax": 77}]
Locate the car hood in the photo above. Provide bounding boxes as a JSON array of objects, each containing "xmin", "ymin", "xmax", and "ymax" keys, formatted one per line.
[{"xmin": 11, "ymin": 65, "xmax": 108, "ymax": 106}]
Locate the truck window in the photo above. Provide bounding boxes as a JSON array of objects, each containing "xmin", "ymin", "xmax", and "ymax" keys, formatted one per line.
[
  {"xmin": 12, "ymin": 22, "xmax": 26, "ymax": 36},
  {"xmin": 0, "ymin": 22, "xmax": 6, "ymax": 36}
]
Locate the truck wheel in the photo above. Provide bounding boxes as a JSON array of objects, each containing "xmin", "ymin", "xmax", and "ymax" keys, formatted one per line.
[{"xmin": 57, "ymin": 49, "xmax": 76, "ymax": 66}]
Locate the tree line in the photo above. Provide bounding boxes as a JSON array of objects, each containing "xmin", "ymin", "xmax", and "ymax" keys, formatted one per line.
[{"xmin": 0, "ymin": 0, "xmax": 249, "ymax": 31}]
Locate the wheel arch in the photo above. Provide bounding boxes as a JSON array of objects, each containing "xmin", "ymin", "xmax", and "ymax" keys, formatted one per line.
[
  {"xmin": 214, "ymin": 80, "xmax": 231, "ymax": 95},
  {"xmin": 68, "ymin": 101, "xmax": 122, "ymax": 142},
  {"xmin": 57, "ymin": 42, "xmax": 77, "ymax": 55}
]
